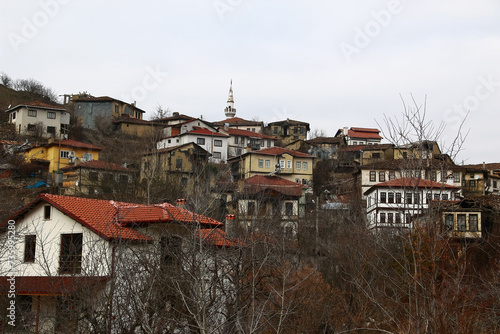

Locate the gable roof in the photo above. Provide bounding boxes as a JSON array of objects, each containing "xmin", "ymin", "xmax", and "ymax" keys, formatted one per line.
[
  {"xmin": 213, "ymin": 117, "xmax": 264, "ymax": 127},
  {"xmin": 364, "ymin": 177, "xmax": 460, "ymax": 194},
  {"xmin": 2, "ymin": 194, "xmax": 223, "ymax": 242},
  {"xmin": 195, "ymin": 229, "xmax": 244, "ymax": 248},
  {"xmin": 267, "ymin": 119, "xmax": 310, "ymax": 129},
  {"xmin": 73, "ymin": 96, "xmax": 146, "ymax": 114},
  {"xmin": 185, "ymin": 127, "xmax": 228, "ymax": 137},
  {"xmin": 225, "ymin": 128, "xmax": 275, "ymax": 139},
  {"xmin": 48, "ymin": 139, "xmax": 103, "ymax": 151},
  {"xmin": 243, "ymin": 175, "xmax": 306, "ymax": 197},
  {"xmin": 6, "ymin": 101, "xmax": 66, "ymax": 112},
  {"xmin": 143, "ymin": 143, "xmax": 210, "ymax": 157},
  {"xmin": 348, "ymin": 128, "xmax": 382, "ymax": 140},
  {"xmin": 249, "ymin": 147, "xmax": 314, "ymax": 158}
]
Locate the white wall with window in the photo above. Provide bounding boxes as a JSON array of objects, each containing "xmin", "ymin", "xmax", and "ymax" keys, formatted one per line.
[{"xmin": 7, "ymin": 105, "xmax": 70, "ymax": 139}]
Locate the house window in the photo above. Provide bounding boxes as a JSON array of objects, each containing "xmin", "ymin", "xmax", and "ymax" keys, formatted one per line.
[
  {"xmin": 372, "ymin": 153, "xmax": 381, "ymax": 159},
  {"xmin": 252, "ymin": 128, "xmax": 255, "ymax": 132},
  {"xmin": 176, "ymin": 159, "xmax": 183, "ymax": 169},
  {"xmin": 395, "ymin": 213, "xmax": 401, "ymax": 224},
  {"xmin": 494, "ymin": 181, "xmax": 498, "ymax": 188},
  {"xmin": 83, "ymin": 153, "xmax": 93, "ymax": 162},
  {"xmin": 453, "ymin": 172, "xmax": 460, "ymax": 183},
  {"xmin": 285, "ymin": 202, "xmax": 293, "ymax": 216},
  {"xmin": 212, "ymin": 152, "xmax": 221, "ymax": 159},
  {"xmin": 402, "ymin": 152, "xmax": 408, "ymax": 159},
  {"xmin": 280, "ymin": 160, "xmax": 285, "ymax": 169},
  {"xmin": 89, "ymin": 172, "xmax": 98, "ymax": 182},
  {"xmin": 296, "ymin": 162, "xmax": 301, "ymax": 170},
  {"xmin": 388, "ymin": 192, "xmax": 394, "ymax": 203},
  {"xmin": 302, "ymin": 162, "xmax": 307, "ymax": 170},
  {"xmin": 47, "ymin": 126, "xmax": 56, "ymax": 134},
  {"xmin": 426, "ymin": 192, "xmax": 432, "ymax": 204},
  {"xmin": 60, "ymin": 150, "xmax": 70, "ymax": 159},
  {"xmin": 445, "ymin": 214, "xmax": 454, "ymax": 230},
  {"xmin": 247, "ymin": 201, "xmax": 256, "ymax": 215},
  {"xmin": 274, "ymin": 127, "xmax": 278, "ymax": 134},
  {"xmin": 405, "ymin": 214, "xmax": 412, "ymax": 224},
  {"xmin": 168, "ymin": 139, "xmax": 171, "ymax": 144},
  {"xmin": 469, "ymin": 180, "xmax": 476, "ymax": 187},
  {"xmin": 442, "ymin": 194, "xmax": 448, "ymax": 200},
  {"xmin": 47, "ymin": 111, "xmax": 56, "ymax": 119},
  {"xmin": 27, "ymin": 124, "xmax": 36, "ymax": 131},
  {"xmin": 457, "ymin": 214, "xmax": 466, "ymax": 231},
  {"xmin": 59, "ymin": 233, "xmax": 83, "ymax": 274},
  {"xmin": 260, "ymin": 140, "xmax": 264, "ymax": 147},
  {"xmin": 258, "ymin": 159, "xmax": 264, "ymax": 168},
  {"xmin": 234, "ymin": 137, "xmax": 238, "ymax": 144},
  {"xmin": 267, "ymin": 140, "xmax": 271, "ymax": 147},
  {"xmin": 380, "ymin": 213, "xmax": 386, "ymax": 224},
  {"xmin": 396, "ymin": 193, "xmax": 402, "ymax": 203},
  {"xmin": 431, "ymin": 171, "xmax": 437, "ymax": 181},
  {"xmin": 197, "ymin": 138, "xmax": 205, "ymax": 145},
  {"xmin": 265, "ymin": 160, "xmax": 270, "ymax": 168},
  {"xmin": 434, "ymin": 193, "xmax": 440, "ymax": 200},
  {"xmin": 388, "ymin": 213, "xmax": 394, "ymax": 224},
  {"xmin": 370, "ymin": 171, "xmax": 376, "ymax": 182},
  {"xmin": 181, "ymin": 177, "xmax": 188, "ymax": 185},
  {"xmin": 414, "ymin": 193, "xmax": 420, "ymax": 204},
  {"xmin": 379, "ymin": 172, "xmax": 385, "ymax": 182},
  {"xmin": 353, "ymin": 141, "xmax": 357, "ymax": 145},
  {"xmin": 24, "ymin": 235, "xmax": 36, "ymax": 262},
  {"xmin": 380, "ymin": 192, "xmax": 386, "ymax": 203},
  {"xmin": 12, "ymin": 112, "xmax": 16, "ymax": 120},
  {"xmin": 406, "ymin": 193, "xmax": 412, "ymax": 204},
  {"xmin": 236, "ymin": 148, "xmax": 242, "ymax": 155},
  {"xmin": 44, "ymin": 205, "xmax": 51, "ymax": 219},
  {"xmin": 287, "ymin": 160, "xmax": 292, "ymax": 169},
  {"xmin": 214, "ymin": 139, "xmax": 222, "ymax": 147},
  {"xmin": 28, "ymin": 109, "xmax": 37, "ymax": 117},
  {"xmin": 241, "ymin": 138, "xmax": 245, "ymax": 145},
  {"xmin": 114, "ymin": 105, "xmax": 119, "ymax": 115},
  {"xmin": 469, "ymin": 214, "xmax": 478, "ymax": 232}
]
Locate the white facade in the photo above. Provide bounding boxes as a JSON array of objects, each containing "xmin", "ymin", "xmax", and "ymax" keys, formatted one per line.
[
  {"xmin": 8, "ymin": 105, "xmax": 70, "ymax": 138},
  {"xmin": 365, "ymin": 182, "xmax": 459, "ymax": 230},
  {"xmin": 158, "ymin": 132, "xmax": 229, "ymax": 163}
]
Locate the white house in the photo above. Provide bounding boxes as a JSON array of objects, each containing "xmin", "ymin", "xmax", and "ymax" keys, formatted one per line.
[
  {"xmin": 0, "ymin": 194, "xmax": 237, "ymax": 333},
  {"xmin": 6, "ymin": 101, "xmax": 70, "ymax": 139},
  {"xmin": 157, "ymin": 126, "xmax": 229, "ymax": 163},
  {"xmin": 364, "ymin": 177, "xmax": 460, "ymax": 230}
]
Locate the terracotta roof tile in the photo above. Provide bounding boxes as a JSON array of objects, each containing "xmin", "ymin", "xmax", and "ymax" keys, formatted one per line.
[
  {"xmin": 248, "ymin": 147, "xmax": 314, "ymax": 158},
  {"xmin": 50, "ymin": 139, "xmax": 102, "ymax": 150},
  {"xmin": 347, "ymin": 128, "xmax": 383, "ymax": 139},
  {"xmin": 186, "ymin": 127, "xmax": 228, "ymax": 137},
  {"xmin": 244, "ymin": 175, "xmax": 306, "ymax": 196},
  {"xmin": 368, "ymin": 177, "xmax": 460, "ymax": 191},
  {"xmin": 226, "ymin": 128, "xmax": 275, "ymax": 139},
  {"xmin": 195, "ymin": 229, "xmax": 244, "ymax": 248},
  {"xmin": 214, "ymin": 117, "xmax": 263, "ymax": 126},
  {"xmin": 6, "ymin": 101, "xmax": 65, "ymax": 112},
  {"xmin": 3, "ymin": 194, "xmax": 223, "ymax": 242}
]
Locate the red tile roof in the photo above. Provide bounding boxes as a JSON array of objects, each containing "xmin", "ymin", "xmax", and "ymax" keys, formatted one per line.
[
  {"xmin": 3, "ymin": 194, "xmax": 223, "ymax": 242},
  {"xmin": 6, "ymin": 101, "xmax": 65, "ymax": 112},
  {"xmin": 214, "ymin": 117, "xmax": 263, "ymax": 126},
  {"xmin": 195, "ymin": 229, "xmax": 244, "ymax": 248},
  {"xmin": 0, "ymin": 276, "xmax": 108, "ymax": 296},
  {"xmin": 186, "ymin": 127, "xmax": 228, "ymax": 137},
  {"xmin": 366, "ymin": 177, "xmax": 460, "ymax": 193},
  {"xmin": 347, "ymin": 127, "xmax": 382, "ymax": 140},
  {"xmin": 49, "ymin": 139, "xmax": 102, "ymax": 150},
  {"xmin": 247, "ymin": 147, "xmax": 314, "ymax": 158},
  {"xmin": 61, "ymin": 160, "xmax": 133, "ymax": 172},
  {"xmin": 244, "ymin": 175, "xmax": 306, "ymax": 196},
  {"xmin": 226, "ymin": 128, "xmax": 275, "ymax": 139}
]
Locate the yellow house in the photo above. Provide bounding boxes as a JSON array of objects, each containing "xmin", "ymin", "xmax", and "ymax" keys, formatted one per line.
[
  {"xmin": 22, "ymin": 139, "xmax": 102, "ymax": 174},
  {"xmin": 112, "ymin": 116, "xmax": 164, "ymax": 137},
  {"xmin": 394, "ymin": 140, "xmax": 441, "ymax": 160},
  {"xmin": 227, "ymin": 147, "xmax": 314, "ymax": 185}
]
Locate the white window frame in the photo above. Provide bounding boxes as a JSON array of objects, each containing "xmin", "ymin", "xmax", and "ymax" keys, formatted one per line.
[
  {"xmin": 296, "ymin": 161, "xmax": 301, "ymax": 170},
  {"xmin": 214, "ymin": 139, "xmax": 222, "ymax": 147},
  {"xmin": 47, "ymin": 111, "xmax": 56, "ymax": 119},
  {"xmin": 258, "ymin": 159, "xmax": 264, "ymax": 168},
  {"xmin": 28, "ymin": 109, "xmax": 37, "ymax": 117},
  {"xmin": 302, "ymin": 162, "xmax": 307, "ymax": 170},
  {"xmin": 286, "ymin": 160, "xmax": 292, "ymax": 169}
]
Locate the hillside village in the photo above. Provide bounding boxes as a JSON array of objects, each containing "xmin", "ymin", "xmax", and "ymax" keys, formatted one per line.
[{"xmin": 0, "ymin": 79, "xmax": 499, "ymax": 333}]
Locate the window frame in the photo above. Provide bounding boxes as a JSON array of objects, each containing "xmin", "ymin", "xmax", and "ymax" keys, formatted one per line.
[
  {"xmin": 28, "ymin": 109, "xmax": 37, "ymax": 117},
  {"xmin": 24, "ymin": 235, "xmax": 36, "ymax": 263},
  {"xmin": 196, "ymin": 137, "xmax": 205, "ymax": 145},
  {"xmin": 47, "ymin": 111, "xmax": 56, "ymax": 119},
  {"xmin": 214, "ymin": 139, "xmax": 222, "ymax": 147},
  {"xmin": 59, "ymin": 233, "xmax": 83, "ymax": 274}
]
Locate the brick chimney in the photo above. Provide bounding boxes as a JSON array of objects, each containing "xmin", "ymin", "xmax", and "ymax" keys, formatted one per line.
[
  {"xmin": 176, "ymin": 198, "xmax": 187, "ymax": 209},
  {"xmin": 225, "ymin": 214, "xmax": 236, "ymax": 236}
]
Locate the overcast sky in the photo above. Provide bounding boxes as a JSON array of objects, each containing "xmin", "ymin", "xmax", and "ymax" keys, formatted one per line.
[{"xmin": 1, "ymin": 0, "xmax": 499, "ymax": 164}]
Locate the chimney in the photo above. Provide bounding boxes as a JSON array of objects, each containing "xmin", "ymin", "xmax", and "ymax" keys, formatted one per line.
[
  {"xmin": 173, "ymin": 112, "xmax": 179, "ymax": 117},
  {"xmin": 176, "ymin": 198, "xmax": 187, "ymax": 209},
  {"xmin": 483, "ymin": 161, "xmax": 486, "ymax": 170},
  {"xmin": 225, "ymin": 214, "xmax": 236, "ymax": 236},
  {"xmin": 343, "ymin": 126, "xmax": 348, "ymax": 136}
]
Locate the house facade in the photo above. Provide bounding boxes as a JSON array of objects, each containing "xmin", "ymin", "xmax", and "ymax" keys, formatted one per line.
[
  {"xmin": 61, "ymin": 160, "xmax": 136, "ymax": 197},
  {"xmin": 266, "ymin": 119, "xmax": 310, "ymax": 145},
  {"xmin": 335, "ymin": 127, "xmax": 383, "ymax": 145},
  {"xmin": 72, "ymin": 95, "xmax": 146, "ymax": 131},
  {"xmin": 21, "ymin": 139, "xmax": 102, "ymax": 175},
  {"xmin": 365, "ymin": 178, "xmax": 460, "ymax": 230},
  {"xmin": 227, "ymin": 147, "xmax": 315, "ymax": 185},
  {"xmin": 0, "ymin": 194, "xmax": 231, "ymax": 333},
  {"xmin": 221, "ymin": 127, "xmax": 276, "ymax": 159},
  {"xmin": 6, "ymin": 101, "xmax": 70, "ymax": 139}
]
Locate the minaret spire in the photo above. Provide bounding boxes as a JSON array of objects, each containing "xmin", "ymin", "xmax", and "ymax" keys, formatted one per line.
[{"xmin": 224, "ymin": 80, "xmax": 236, "ymax": 118}]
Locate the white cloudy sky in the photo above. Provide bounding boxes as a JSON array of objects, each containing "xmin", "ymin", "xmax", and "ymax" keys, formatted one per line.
[{"xmin": 1, "ymin": 0, "xmax": 499, "ymax": 164}]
